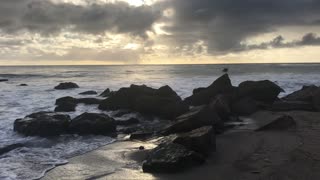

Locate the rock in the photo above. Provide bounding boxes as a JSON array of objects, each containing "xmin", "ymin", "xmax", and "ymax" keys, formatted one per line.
[
  {"xmin": 130, "ymin": 131, "xmax": 153, "ymax": 140},
  {"xmin": 139, "ymin": 146, "xmax": 145, "ymax": 150},
  {"xmin": 184, "ymin": 74, "xmax": 233, "ymax": 106},
  {"xmin": 112, "ymin": 110, "xmax": 132, "ymax": 117},
  {"xmin": 209, "ymin": 94, "xmax": 232, "ymax": 120},
  {"xmin": 19, "ymin": 84, "xmax": 28, "ymax": 86},
  {"xmin": 77, "ymin": 98, "xmax": 102, "ymax": 105},
  {"xmin": 69, "ymin": 113, "xmax": 116, "ymax": 135},
  {"xmin": 99, "ymin": 85, "xmax": 188, "ymax": 119},
  {"xmin": 231, "ymin": 97, "xmax": 260, "ymax": 115},
  {"xmin": 283, "ymin": 85, "xmax": 318, "ymax": 102},
  {"xmin": 0, "ymin": 79, "xmax": 8, "ymax": 82},
  {"xmin": 312, "ymin": 89, "xmax": 320, "ymax": 111},
  {"xmin": 55, "ymin": 101, "xmax": 77, "ymax": 112},
  {"xmin": 192, "ymin": 87, "xmax": 206, "ymax": 95},
  {"xmin": 271, "ymin": 100, "xmax": 315, "ymax": 111},
  {"xmin": 256, "ymin": 115, "xmax": 296, "ymax": 131},
  {"xmin": 14, "ymin": 112, "xmax": 70, "ymax": 136},
  {"xmin": 99, "ymin": 88, "xmax": 112, "ymax": 97},
  {"xmin": 142, "ymin": 143, "xmax": 205, "ymax": 173},
  {"xmin": 162, "ymin": 106, "xmax": 220, "ymax": 135},
  {"xmin": 116, "ymin": 118, "xmax": 140, "ymax": 126},
  {"xmin": 54, "ymin": 82, "xmax": 79, "ymax": 90},
  {"xmin": 238, "ymin": 80, "xmax": 284, "ymax": 103},
  {"xmin": 79, "ymin": 91, "xmax": 97, "ymax": 95},
  {"xmin": 55, "ymin": 96, "xmax": 77, "ymax": 105},
  {"xmin": 173, "ymin": 126, "xmax": 215, "ymax": 156},
  {"xmin": 0, "ymin": 143, "xmax": 25, "ymax": 155}
]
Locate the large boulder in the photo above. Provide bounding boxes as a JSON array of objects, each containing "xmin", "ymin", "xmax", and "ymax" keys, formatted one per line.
[
  {"xmin": 209, "ymin": 94, "xmax": 232, "ymax": 120},
  {"xmin": 238, "ymin": 80, "xmax": 284, "ymax": 103},
  {"xmin": 98, "ymin": 85, "xmax": 188, "ymax": 119},
  {"xmin": 54, "ymin": 96, "xmax": 102, "ymax": 112},
  {"xmin": 142, "ymin": 143, "xmax": 205, "ymax": 173},
  {"xmin": 283, "ymin": 85, "xmax": 319, "ymax": 102},
  {"xmin": 173, "ymin": 126, "xmax": 215, "ymax": 156},
  {"xmin": 271, "ymin": 100, "xmax": 315, "ymax": 111},
  {"xmin": 162, "ymin": 106, "xmax": 220, "ymax": 135},
  {"xmin": 184, "ymin": 74, "xmax": 233, "ymax": 106},
  {"xmin": 14, "ymin": 112, "xmax": 70, "ymax": 136},
  {"xmin": 69, "ymin": 113, "xmax": 116, "ymax": 135},
  {"xmin": 54, "ymin": 82, "xmax": 79, "ymax": 90},
  {"xmin": 256, "ymin": 115, "xmax": 296, "ymax": 131},
  {"xmin": 231, "ymin": 97, "xmax": 261, "ymax": 115}
]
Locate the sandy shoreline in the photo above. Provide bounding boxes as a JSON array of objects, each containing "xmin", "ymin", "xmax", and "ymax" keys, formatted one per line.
[{"xmin": 42, "ymin": 110, "xmax": 320, "ymax": 180}]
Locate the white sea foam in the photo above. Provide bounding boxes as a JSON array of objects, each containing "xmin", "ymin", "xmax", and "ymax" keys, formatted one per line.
[{"xmin": 1, "ymin": 64, "xmax": 320, "ymax": 179}]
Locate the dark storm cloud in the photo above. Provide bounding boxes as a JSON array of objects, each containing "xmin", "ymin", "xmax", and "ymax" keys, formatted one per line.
[
  {"xmin": 0, "ymin": 0, "xmax": 161, "ymax": 37},
  {"xmin": 159, "ymin": 0, "xmax": 320, "ymax": 54}
]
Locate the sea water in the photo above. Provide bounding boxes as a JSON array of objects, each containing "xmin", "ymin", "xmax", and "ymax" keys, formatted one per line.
[{"xmin": 1, "ymin": 64, "xmax": 320, "ymax": 179}]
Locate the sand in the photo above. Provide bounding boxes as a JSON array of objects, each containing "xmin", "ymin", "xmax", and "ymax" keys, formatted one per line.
[{"xmin": 43, "ymin": 111, "xmax": 320, "ymax": 180}]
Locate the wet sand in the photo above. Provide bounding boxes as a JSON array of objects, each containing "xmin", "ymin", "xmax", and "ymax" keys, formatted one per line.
[{"xmin": 43, "ymin": 111, "xmax": 320, "ymax": 180}]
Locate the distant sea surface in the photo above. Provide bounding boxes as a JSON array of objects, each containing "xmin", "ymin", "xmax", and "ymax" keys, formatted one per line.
[{"xmin": 1, "ymin": 63, "xmax": 320, "ymax": 179}]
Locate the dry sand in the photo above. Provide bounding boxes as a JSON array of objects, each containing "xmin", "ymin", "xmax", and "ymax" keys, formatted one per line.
[{"xmin": 43, "ymin": 111, "xmax": 320, "ymax": 180}]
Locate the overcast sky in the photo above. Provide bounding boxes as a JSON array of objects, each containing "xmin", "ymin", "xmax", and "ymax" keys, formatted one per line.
[{"xmin": 1, "ymin": 0, "xmax": 320, "ymax": 65}]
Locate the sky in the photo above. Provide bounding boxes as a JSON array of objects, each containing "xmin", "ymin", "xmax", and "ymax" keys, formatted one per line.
[{"xmin": 1, "ymin": 0, "xmax": 320, "ymax": 65}]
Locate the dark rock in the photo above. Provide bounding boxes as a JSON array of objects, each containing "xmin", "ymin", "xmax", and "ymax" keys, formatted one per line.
[
  {"xmin": 312, "ymin": 89, "xmax": 320, "ymax": 111},
  {"xmin": 14, "ymin": 112, "xmax": 70, "ymax": 136},
  {"xmin": 162, "ymin": 106, "xmax": 220, "ymax": 135},
  {"xmin": 256, "ymin": 115, "xmax": 296, "ymax": 131},
  {"xmin": 99, "ymin": 88, "xmax": 112, "ymax": 97},
  {"xmin": 184, "ymin": 74, "xmax": 233, "ymax": 106},
  {"xmin": 0, "ymin": 143, "xmax": 25, "ymax": 155},
  {"xmin": 116, "ymin": 118, "xmax": 140, "ymax": 126},
  {"xmin": 139, "ymin": 146, "xmax": 145, "ymax": 150},
  {"xmin": 55, "ymin": 101, "xmax": 77, "ymax": 112},
  {"xmin": 231, "ymin": 97, "xmax": 260, "ymax": 115},
  {"xmin": 55, "ymin": 96, "xmax": 77, "ymax": 105},
  {"xmin": 142, "ymin": 143, "xmax": 205, "ymax": 173},
  {"xmin": 112, "ymin": 110, "xmax": 132, "ymax": 117},
  {"xmin": 77, "ymin": 98, "xmax": 102, "ymax": 105},
  {"xmin": 54, "ymin": 82, "xmax": 79, "ymax": 90},
  {"xmin": 238, "ymin": 80, "xmax": 284, "ymax": 103},
  {"xmin": 173, "ymin": 126, "xmax": 215, "ymax": 156},
  {"xmin": 209, "ymin": 94, "xmax": 232, "ymax": 120},
  {"xmin": 99, "ymin": 85, "xmax": 188, "ymax": 119},
  {"xmin": 19, "ymin": 84, "xmax": 28, "ymax": 86},
  {"xmin": 192, "ymin": 87, "xmax": 206, "ymax": 95},
  {"xmin": 130, "ymin": 131, "xmax": 153, "ymax": 140},
  {"xmin": 0, "ymin": 79, "xmax": 8, "ymax": 82},
  {"xmin": 69, "ymin": 113, "xmax": 116, "ymax": 135},
  {"xmin": 79, "ymin": 91, "xmax": 97, "ymax": 95},
  {"xmin": 283, "ymin": 85, "xmax": 319, "ymax": 102},
  {"xmin": 271, "ymin": 100, "xmax": 315, "ymax": 111}
]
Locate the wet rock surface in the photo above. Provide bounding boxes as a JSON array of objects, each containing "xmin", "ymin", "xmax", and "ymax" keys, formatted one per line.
[
  {"xmin": 54, "ymin": 82, "xmax": 79, "ymax": 90},
  {"xmin": 79, "ymin": 91, "xmax": 97, "ymax": 95}
]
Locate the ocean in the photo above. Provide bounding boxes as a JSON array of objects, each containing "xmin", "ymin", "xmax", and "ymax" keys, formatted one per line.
[{"xmin": 1, "ymin": 64, "xmax": 320, "ymax": 179}]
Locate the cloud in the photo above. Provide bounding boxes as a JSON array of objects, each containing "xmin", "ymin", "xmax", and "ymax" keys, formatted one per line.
[{"xmin": 0, "ymin": 0, "xmax": 162, "ymax": 37}]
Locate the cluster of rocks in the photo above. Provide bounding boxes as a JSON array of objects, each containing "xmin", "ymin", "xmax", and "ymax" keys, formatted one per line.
[{"xmin": 12, "ymin": 74, "xmax": 320, "ymax": 174}]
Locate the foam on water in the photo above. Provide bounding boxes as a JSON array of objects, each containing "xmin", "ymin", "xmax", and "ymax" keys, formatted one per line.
[{"xmin": 1, "ymin": 64, "xmax": 320, "ymax": 179}]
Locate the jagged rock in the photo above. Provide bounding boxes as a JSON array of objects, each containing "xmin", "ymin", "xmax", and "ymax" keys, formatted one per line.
[
  {"xmin": 184, "ymin": 74, "xmax": 233, "ymax": 106},
  {"xmin": 256, "ymin": 115, "xmax": 296, "ymax": 131},
  {"xmin": 0, "ymin": 143, "xmax": 25, "ymax": 155},
  {"xmin": 54, "ymin": 82, "xmax": 79, "ymax": 90},
  {"xmin": 283, "ymin": 85, "xmax": 319, "ymax": 102},
  {"xmin": 271, "ymin": 100, "xmax": 315, "ymax": 111},
  {"xmin": 162, "ymin": 106, "xmax": 220, "ymax": 135},
  {"xmin": 99, "ymin": 88, "xmax": 112, "ymax": 97},
  {"xmin": 238, "ymin": 80, "xmax": 284, "ymax": 103},
  {"xmin": 0, "ymin": 79, "xmax": 8, "ymax": 82},
  {"xmin": 116, "ymin": 118, "xmax": 140, "ymax": 126},
  {"xmin": 209, "ymin": 94, "xmax": 232, "ymax": 120},
  {"xmin": 231, "ymin": 97, "xmax": 260, "ymax": 115},
  {"xmin": 14, "ymin": 112, "xmax": 70, "ymax": 136},
  {"xmin": 79, "ymin": 91, "xmax": 97, "ymax": 95},
  {"xmin": 173, "ymin": 126, "xmax": 215, "ymax": 156},
  {"xmin": 142, "ymin": 143, "xmax": 205, "ymax": 173},
  {"xmin": 69, "ymin": 113, "xmax": 116, "ymax": 135},
  {"xmin": 99, "ymin": 85, "xmax": 188, "ymax": 119}
]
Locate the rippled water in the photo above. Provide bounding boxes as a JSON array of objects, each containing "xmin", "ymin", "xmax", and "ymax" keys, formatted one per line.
[{"xmin": 1, "ymin": 64, "xmax": 320, "ymax": 179}]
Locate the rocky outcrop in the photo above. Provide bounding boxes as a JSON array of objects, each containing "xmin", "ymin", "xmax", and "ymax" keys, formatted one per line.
[
  {"xmin": 69, "ymin": 113, "xmax": 116, "ymax": 135},
  {"xmin": 99, "ymin": 88, "xmax": 112, "ymax": 97},
  {"xmin": 162, "ymin": 106, "xmax": 220, "ymax": 135},
  {"xmin": 209, "ymin": 94, "xmax": 232, "ymax": 120},
  {"xmin": 116, "ymin": 118, "xmax": 140, "ymax": 126},
  {"xmin": 271, "ymin": 100, "xmax": 315, "ymax": 111},
  {"xmin": 283, "ymin": 85, "xmax": 318, "ymax": 102},
  {"xmin": 54, "ymin": 96, "xmax": 102, "ymax": 112},
  {"xmin": 98, "ymin": 85, "xmax": 188, "ymax": 119},
  {"xmin": 184, "ymin": 74, "xmax": 233, "ymax": 106},
  {"xmin": 237, "ymin": 80, "xmax": 284, "ymax": 103},
  {"xmin": 54, "ymin": 82, "xmax": 79, "ymax": 90},
  {"xmin": 14, "ymin": 112, "xmax": 70, "ymax": 136},
  {"xmin": 142, "ymin": 143, "xmax": 205, "ymax": 173},
  {"xmin": 256, "ymin": 115, "xmax": 296, "ymax": 131},
  {"xmin": 79, "ymin": 91, "xmax": 97, "ymax": 95},
  {"xmin": 173, "ymin": 126, "xmax": 215, "ymax": 156}
]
